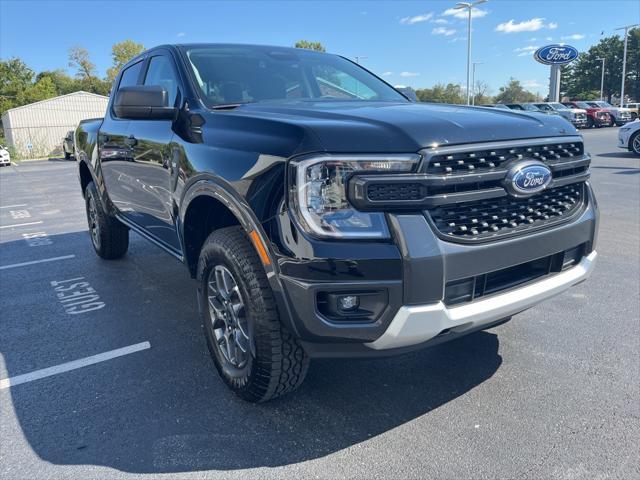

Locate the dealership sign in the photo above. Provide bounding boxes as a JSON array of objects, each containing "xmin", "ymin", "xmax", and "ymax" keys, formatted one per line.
[{"xmin": 534, "ymin": 45, "xmax": 579, "ymax": 65}]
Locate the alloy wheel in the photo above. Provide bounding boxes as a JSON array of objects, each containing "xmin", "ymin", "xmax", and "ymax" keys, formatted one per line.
[
  {"xmin": 207, "ymin": 265, "xmax": 250, "ymax": 369},
  {"xmin": 633, "ymin": 134, "xmax": 640, "ymax": 154},
  {"xmin": 87, "ymin": 195, "xmax": 101, "ymax": 249}
]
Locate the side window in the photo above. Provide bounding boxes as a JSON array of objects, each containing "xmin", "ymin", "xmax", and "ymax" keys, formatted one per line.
[
  {"xmin": 144, "ymin": 55, "xmax": 179, "ymax": 107},
  {"xmin": 311, "ymin": 65, "xmax": 377, "ymax": 100},
  {"xmin": 118, "ymin": 61, "xmax": 143, "ymax": 90}
]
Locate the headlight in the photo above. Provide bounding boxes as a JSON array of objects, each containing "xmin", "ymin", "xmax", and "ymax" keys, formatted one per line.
[{"xmin": 289, "ymin": 154, "xmax": 420, "ymax": 239}]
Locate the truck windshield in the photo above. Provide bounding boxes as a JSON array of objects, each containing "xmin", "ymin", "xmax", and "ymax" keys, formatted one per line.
[
  {"xmin": 182, "ymin": 45, "xmax": 407, "ymax": 107},
  {"xmin": 549, "ymin": 102, "xmax": 568, "ymax": 110}
]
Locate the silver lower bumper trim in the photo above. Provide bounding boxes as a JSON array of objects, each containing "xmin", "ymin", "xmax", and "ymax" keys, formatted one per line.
[{"xmin": 366, "ymin": 251, "xmax": 597, "ymax": 350}]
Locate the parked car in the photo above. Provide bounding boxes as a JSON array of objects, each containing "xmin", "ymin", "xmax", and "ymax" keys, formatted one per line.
[
  {"xmin": 505, "ymin": 103, "xmax": 552, "ymax": 114},
  {"xmin": 587, "ymin": 101, "xmax": 632, "ymax": 126},
  {"xmin": 533, "ymin": 102, "xmax": 588, "ymax": 128},
  {"xmin": 0, "ymin": 145, "xmax": 10, "ymax": 167},
  {"xmin": 563, "ymin": 101, "xmax": 613, "ymax": 128},
  {"xmin": 624, "ymin": 102, "xmax": 639, "ymax": 121},
  {"xmin": 62, "ymin": 130, "xmax": 74, "ymax": 159},
  {"xmin": 75, "ymin": 43, "xmax": 598, "ymax": 402},
  {"xmin": 618, "ymin": 119, "xmax": 640, "ymax": 155}
]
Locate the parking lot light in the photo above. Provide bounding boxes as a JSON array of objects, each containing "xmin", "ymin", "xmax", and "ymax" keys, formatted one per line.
[
  {"xmin": 615, "ymin": 24, "xmax": 639, "ymax": 107},
  {"xmin": 454, "ymin": 0, "xmax": 488, "ymax": 106},
  {"xmin": 596, "ymin": 57, "xmax": 605, "ymax": 101}
]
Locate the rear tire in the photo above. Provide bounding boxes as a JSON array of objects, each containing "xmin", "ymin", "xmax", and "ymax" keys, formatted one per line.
[
  {"xmin": 197, "ymin": 226, "xmax": 309, "ymax": 402},
  {"xmin": 84, "ymin": 181, "xmax": 129, "ymax": 259},
  {"xmin": 630, "ymin": 132, "xmax": 640, "ymax": 156}
]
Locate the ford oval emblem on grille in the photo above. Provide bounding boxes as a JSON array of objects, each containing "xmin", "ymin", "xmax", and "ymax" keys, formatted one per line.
[{"xmin": 504, "ymin": 160, "xmax": 552, "ymax": 198}]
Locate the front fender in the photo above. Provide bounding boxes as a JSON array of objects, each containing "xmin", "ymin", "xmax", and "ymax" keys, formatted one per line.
[{"xmin": 179, "ymin": 176, "xmax": 301, "ymax": 337}]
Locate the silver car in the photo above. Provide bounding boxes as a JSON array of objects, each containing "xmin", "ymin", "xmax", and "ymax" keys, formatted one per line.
[{"xmin": 533, "ymin": 103, "xmax": 588, "ymax": 129}]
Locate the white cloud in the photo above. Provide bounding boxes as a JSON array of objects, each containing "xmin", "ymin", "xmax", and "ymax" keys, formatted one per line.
[
  {"xmin": 400, "ymin": 13, "xmax": 433, "ymax": 25},
  {"xmin": 529, "ymin": 37, "xmax": 537, "ymax": 41},
  {"xmin": 514, "ymin": 45, "xmax": 539, "ymax": 56},
  {"xmin": 399, "ymin": 71, "xmax": 420, "ymax": 77},
  {"xmin": 381, "ymin": 71, "xmax": 393, "ymax": 77},
  {"xmin": 561, "ymin": 33, "xmax": 585, "ymax": 40},
  {"xmin": 442, "ymin": 7, "xmax": 488, "ymax": 19},
  {"xmin": 432, "ymin": 27, "xmax": 457, "ymax": 36},
  {"xmin": 433, "ymin": 18, "xmax": 449, "ymax": 24},
  {"xmin": 546, "ymin": 36, "xmax": 553, "ymax": 41},
  {"xmin": 177, "ymin": 32, "xmax": 187, "ymax": 37},
  {"xmin": 449, "ymin": 36, "xmax": 467, "ymax": 43},
  {"xmin": 495, "ymin": 18, "xmax": 557, "ymax": 33}
]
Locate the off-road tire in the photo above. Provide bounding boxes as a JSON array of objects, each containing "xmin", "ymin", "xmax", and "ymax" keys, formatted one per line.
[
  {"xmin": 84, "ymin": 181, "xmax": 129, "ymax": 259},
  {"xmin": 197, "ymin": 226, "xmax": 309, "ymax": 402}
]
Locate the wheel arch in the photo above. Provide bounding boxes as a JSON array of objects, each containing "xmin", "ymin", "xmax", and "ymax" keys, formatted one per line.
[{"xmin": 180, "ymin": 177, "xmax": 300, "ymax": 336}]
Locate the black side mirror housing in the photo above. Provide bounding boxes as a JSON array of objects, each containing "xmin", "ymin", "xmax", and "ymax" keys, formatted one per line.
[{"xmin": 114, "ymin": 86, "xmax": 177, "ymax": 120}]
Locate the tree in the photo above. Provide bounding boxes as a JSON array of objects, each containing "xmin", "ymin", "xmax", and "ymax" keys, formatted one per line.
[
  {"xmin": 294, "ymin": 40, "xmax": 326, "ymax": 52},
  {"xmin": 415, "ymin": 83, "xmax": 465, "ymax": 104},
  {"xmin": 36, "ymin": 69, "xmax": 78, "ymax": 95},
  {"xmin": 561, "ymin": 29, "xmax": 639, "ymax": 103},
  {"xmin": 473, "ymin": 80, "xmax": 492, "ymax": 105},
  {"xmin": 0, "ymin": 58, "xmax": 35, "ymax": 115},
  {"xmin": 68, "ymin": 46, "xmax": 96, "ymax": 80},
  {"xmin": 494, "ymin": 78, "xmax": 537, "ymax": 103},
  {"xmin": 106, "ymin": 40, "xmax": 145, "ymax": 83}
]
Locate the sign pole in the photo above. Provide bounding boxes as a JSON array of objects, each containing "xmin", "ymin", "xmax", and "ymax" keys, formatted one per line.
[{"xmin": 549, "ymin": 65, "xmax": 561, "ymax": 102}]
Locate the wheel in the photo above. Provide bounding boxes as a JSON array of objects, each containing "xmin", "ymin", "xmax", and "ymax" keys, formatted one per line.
[
  {"xmin": 197, "ymin": 226, "xmax": 309, "ymax": 402},
  {"xmin": 64, "ymin": 151, "xmax": 71, "ymax": 160},
  {"xmin": 630, "ymin": 132, "xmax": 640, "ymax": 156},
  {"xmin": 84, "ymin": 181, "xmax": 129, "ymax": 259},
  {"xmin": 587, "ymin": 117, "xmax": 594, "ymax": 128}
]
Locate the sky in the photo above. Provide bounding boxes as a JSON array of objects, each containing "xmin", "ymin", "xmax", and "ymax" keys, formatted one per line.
[{"xmin": 1, "ymin": 0, "xmax": 639, "ymax": 97}]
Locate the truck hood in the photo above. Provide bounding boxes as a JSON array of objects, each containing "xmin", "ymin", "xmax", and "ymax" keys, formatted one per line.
[
  {"xmin": 228, "ymin": 101, "xmax": 576, "ymax": 153},
  {"xmin": 568, "ymin": 108, "xmax": 587, "ymax": 115}
]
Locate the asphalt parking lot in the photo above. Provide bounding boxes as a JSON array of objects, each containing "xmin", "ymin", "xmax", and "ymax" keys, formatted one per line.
[{"xmin": 0, "ymin": 127, "xmax": 638, "ymax": 480}]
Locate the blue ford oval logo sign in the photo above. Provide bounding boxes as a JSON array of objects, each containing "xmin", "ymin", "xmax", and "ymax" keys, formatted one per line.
[
  {"xmin": 504, "ymin": 161, "xmax": 552, "ymax": 197},
  {"xmin": 534, "ymin": 44, "xmax": 579, "ymax": 65}
]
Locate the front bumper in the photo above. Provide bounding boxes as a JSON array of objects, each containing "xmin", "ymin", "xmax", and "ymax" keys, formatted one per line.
[
  {"xmin": 367, "ymin": 251, "xmax": 596, "ymax": 350},
  {"xmin": 276, "ymin": 183, "xmax": 598, "ymax": 354}
]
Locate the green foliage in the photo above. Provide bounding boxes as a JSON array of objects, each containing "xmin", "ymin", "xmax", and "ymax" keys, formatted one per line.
[
  {"xmin": 415, "ymin": 83, "xmax": 465, "ymax": 104},
  {"xmin": 494, "ymin": 78, "xmax": 537, "ymax": 103},
  {"xmin": 106, "ymin": 40, "xmax": 145, "ymax": 83},
  {"xmin": 68, "ymin": 45, "xmax": 96, "ymax": 79},
  {"xmin": 294, "ymin": 40, "xmax": 326, "ymax": 52},
  {"xmin": 561, "ymin": 29, "xmax": 639, "ymax": 103}
]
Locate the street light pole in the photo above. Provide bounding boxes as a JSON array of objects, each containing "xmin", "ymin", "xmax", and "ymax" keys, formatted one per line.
[
  {"xmin": 615, "ymin": 24, "xmax": 639, "ymax": 107},
  {"xmin": 471, "ymin": 61, "xmax": 483, "ymax": 105},
  {"xmin": 596, "ymin": 57, "xmax": 605, "ymax": 101},
  {"xmin": 454, "ymin": 0, "xmax": 488, "ymax": 105}
]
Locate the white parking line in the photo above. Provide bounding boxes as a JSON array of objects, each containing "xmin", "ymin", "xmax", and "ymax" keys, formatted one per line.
[
  {"xmin": 0, "ymin": 342, "xmax": 151, "ymax": 390},
  {"xmin": 0, "ymin": 221, "xmax": 43, "ymax": 229},
  {"xmin": 0, "ymin": 204, "xmax": 28, "ymax": 209},
  {"xmin": 0, "ymin": 254, "xmax": 76, "ymax": 270}
]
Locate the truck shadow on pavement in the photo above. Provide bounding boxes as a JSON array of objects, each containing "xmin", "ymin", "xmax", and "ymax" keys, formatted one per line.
[{"xmin": 1, "ymin": 231, "xmax": 503, "ymax": 474}]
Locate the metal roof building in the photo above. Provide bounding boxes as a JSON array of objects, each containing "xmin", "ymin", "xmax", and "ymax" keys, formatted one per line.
[{"xmin": 1, "ymin": 91, "xmax": 108, "ymax": 158}]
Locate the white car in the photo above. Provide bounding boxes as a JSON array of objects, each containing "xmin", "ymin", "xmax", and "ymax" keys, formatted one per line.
[
  {"xmin": 0, "ymin": 145, "xmax": 11, "ymax": 167},
  {"xmin": 618, "ymin": 120, "xmax": 640, "ymax": 156}
]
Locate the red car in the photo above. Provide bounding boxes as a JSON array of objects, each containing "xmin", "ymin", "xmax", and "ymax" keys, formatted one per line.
[{"xmin": 563, "ymin": 101, "xmax": 612, "ymax": 128}]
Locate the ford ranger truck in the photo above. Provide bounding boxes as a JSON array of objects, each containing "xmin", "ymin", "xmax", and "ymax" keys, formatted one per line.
[{"xmin": 74, "ymin": 44, "xmax": 598, "ymax": 402}]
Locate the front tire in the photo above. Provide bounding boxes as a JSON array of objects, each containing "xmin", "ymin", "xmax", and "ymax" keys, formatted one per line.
[
  {"xmin": 64, "ymin": 151, "xmax": 71, "ymax": 160},
  {"xmin": 587, "ymin": 117, "xmax": 594, "ymax": 128},
  {"xmin": 197, "ymin": 226, "xmax": 309, "ymax": 402},
  {"xmin": 84, "ymin": 182, "xmax": 129, "ymax": 259}
]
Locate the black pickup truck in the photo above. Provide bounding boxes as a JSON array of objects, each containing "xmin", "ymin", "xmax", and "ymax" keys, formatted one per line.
[{"xmin": 75, "ymin": 44, "xmax": 598, "ymax": 402}]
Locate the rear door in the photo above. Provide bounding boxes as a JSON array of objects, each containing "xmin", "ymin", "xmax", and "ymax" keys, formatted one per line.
[{"xmin": 125, "ymin": 51, "xmax": 182, "ymax": 252}]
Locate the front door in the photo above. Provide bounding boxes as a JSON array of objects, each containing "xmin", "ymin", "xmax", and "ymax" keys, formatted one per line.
[{"xmin": 125, "ymin": 52, "xmax": 182, "ymax": 252}]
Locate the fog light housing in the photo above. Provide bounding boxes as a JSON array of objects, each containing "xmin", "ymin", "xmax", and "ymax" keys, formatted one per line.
[{"xmin": 317, "ymin": 290, "xmax": 388, "ymax": 323}]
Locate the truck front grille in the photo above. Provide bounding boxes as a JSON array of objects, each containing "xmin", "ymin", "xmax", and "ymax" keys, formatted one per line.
[{"xmin": 428, "ymin": 183, "xmax": 584, "ymax": 240}]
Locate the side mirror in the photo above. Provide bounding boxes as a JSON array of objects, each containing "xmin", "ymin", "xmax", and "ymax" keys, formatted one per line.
[{"xmin": 114, "ymin": 85, "xmax": 177, "ymax": 120}]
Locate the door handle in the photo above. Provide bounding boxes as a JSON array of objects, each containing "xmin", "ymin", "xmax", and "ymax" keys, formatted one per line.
[{"xmin": 125, "ymin": 135, "xmax": 137, "ymax": 147}]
